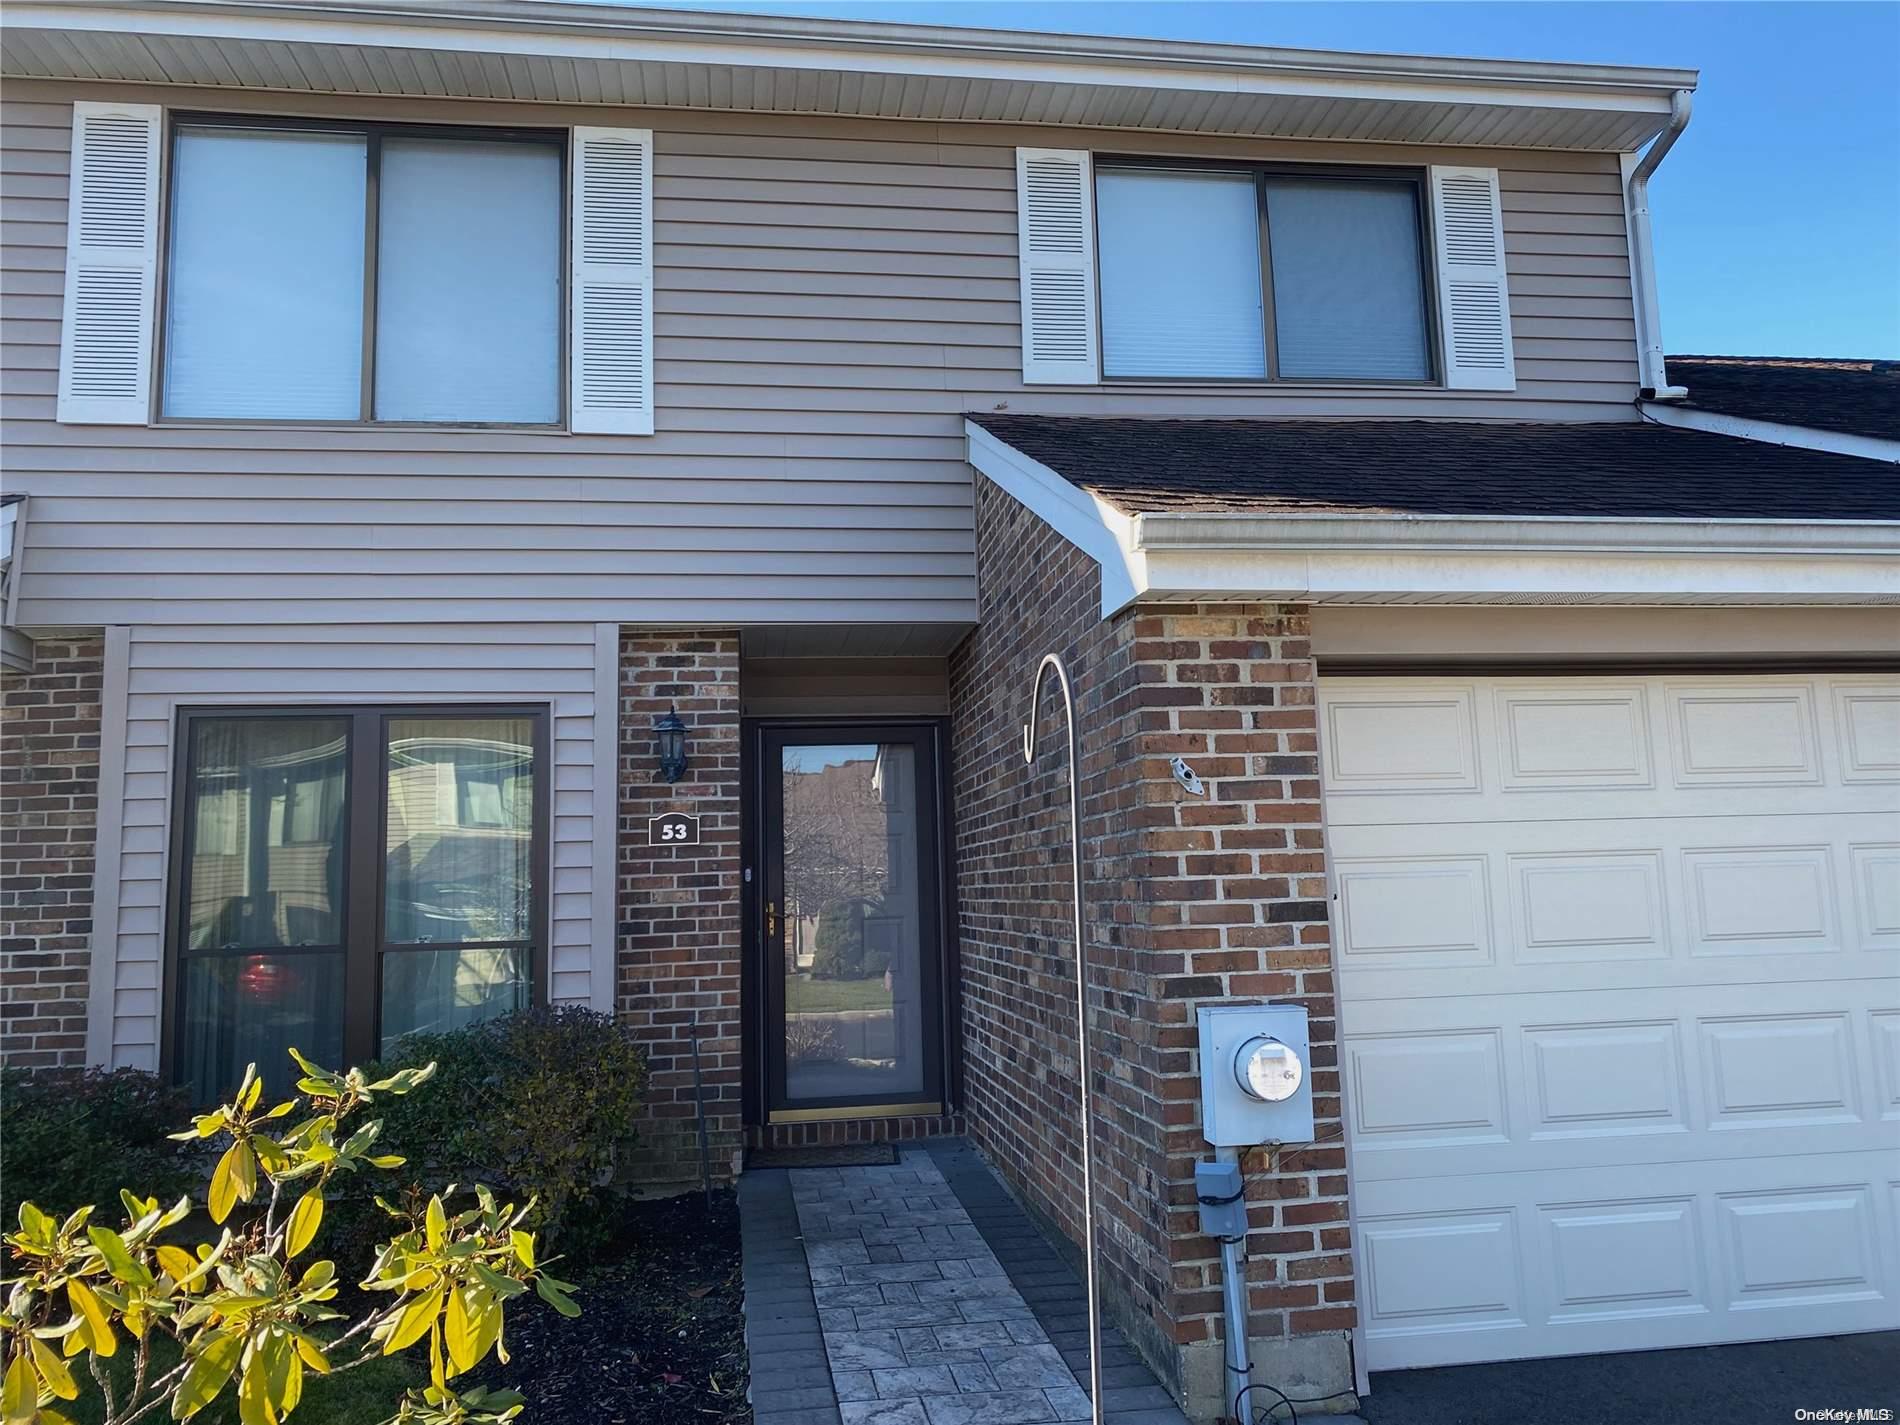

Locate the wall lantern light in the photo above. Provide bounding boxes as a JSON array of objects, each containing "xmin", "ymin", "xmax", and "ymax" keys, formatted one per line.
[{"xmin": 654, "ymin": 705, "xmax": 689, "ymax": 784}]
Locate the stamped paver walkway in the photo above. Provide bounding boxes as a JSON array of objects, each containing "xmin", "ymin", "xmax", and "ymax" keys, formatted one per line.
[{"xmin": 742, "ymin": 1141, "xmax": 1191, "ymax": 1425}]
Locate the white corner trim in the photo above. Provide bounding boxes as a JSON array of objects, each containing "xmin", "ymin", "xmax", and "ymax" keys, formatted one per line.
[
  {"xmin": 86, "ymin": 625, "xmax": 131, "ymax": 1068},
  {"xmin": 963, "ymin": 420, "xmax": 1145, "ymax": 617},
  {"xmin": 1639, "ymin": 400, "xmax": 1900, "ymax": 464},
  {"xmin": 590, "ymin": 621, "xmax": 620, "ymax": 1017}
]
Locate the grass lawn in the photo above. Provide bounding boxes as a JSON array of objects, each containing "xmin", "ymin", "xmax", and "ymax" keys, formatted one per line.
[
  {"xmin": 783, "ymin": 973, "xmax": 891, "ymax": 1014},
  {"xmin": 64, "ymin": 1333, "xmax": 420, "ymax": 1425}
]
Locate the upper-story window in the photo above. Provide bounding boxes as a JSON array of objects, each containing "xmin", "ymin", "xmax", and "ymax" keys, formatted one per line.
[
  {"xmin": 1095, "ymin": 164, "xmax": 1434, "ymax": 384},
  {"xmin": 160, "ymin": 119, "xmax": 564, "ymax": 425}
]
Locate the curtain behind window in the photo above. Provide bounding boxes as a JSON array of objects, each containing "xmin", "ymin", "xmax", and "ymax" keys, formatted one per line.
[
  {"xmin": 1097, "ymin": 168, "xmax": 1267, "ymax": 379},
  {"xmin": 163, "ymin": 127, "xmax": 367, "ymax": 419},
  {"xmin": 373, "ymin": 139, "xmax": 562, "ymax": 423}
]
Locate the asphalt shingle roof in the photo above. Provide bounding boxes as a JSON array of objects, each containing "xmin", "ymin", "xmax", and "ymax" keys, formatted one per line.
[
  {"xmin": 967, "ymin": 415, "xmax": 1900, "ymax": 521},
  {"xmin": 1667, "ymin": 355, "xmax": 1900, "ymax": 442}
]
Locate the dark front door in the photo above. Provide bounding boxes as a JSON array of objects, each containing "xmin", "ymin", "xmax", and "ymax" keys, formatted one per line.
[{"xmin": 756, "ymin": 724, "xmax": 946, "ymax": 1120}]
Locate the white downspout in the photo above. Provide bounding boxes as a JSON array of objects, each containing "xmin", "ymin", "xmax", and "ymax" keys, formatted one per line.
[{"xmin": 1625, "ymin": 88, "xmax": 1694, "ymax": 400}]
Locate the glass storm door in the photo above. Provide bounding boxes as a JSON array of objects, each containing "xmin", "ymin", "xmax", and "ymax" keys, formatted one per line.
[{"xmin": 760, "ymin": 726, "xmax": 944, "ymax": 1118}]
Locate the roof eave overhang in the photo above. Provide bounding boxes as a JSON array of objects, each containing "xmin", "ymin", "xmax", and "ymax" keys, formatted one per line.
[
  {"xmin": 965, "ymin": 420, "xmax": 1900, "ymax": 615},
  {"xmin": 1, "ymin": 0, "xmax": 1695, "ymax": 150}
]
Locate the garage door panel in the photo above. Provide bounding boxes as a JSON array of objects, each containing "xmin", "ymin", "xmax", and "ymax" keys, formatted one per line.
[
  {"xmin": 1667, "ymin": 681, "xmax": 1824, "ymax": 786},
  {"xmin": 1324, "ymin": 672, "xmax": 1900, "ymax": 1369},
  {"xmin": 1334, "ymin": 815, "xmax": 1889, "ymax": 1001},
  {"xmin": 1835, "ymin": 683, "xmax": 1900, "ymax": 783},
  {"xmin": 1492, "ymin": 683, "xmax": 1655, "ymax": 791},
  {"xmin": 1874, "ymin": 1012, "xmax": 1900, "ymax": 1119},
  {"xmin": 1322, "ymin": 685, "xmax": 1480, "ymax": 793},
  {"xmin": 1346, "ymin": 981, "xmax": 1899, "ymax": 1182},
  {"xmin": 1682, "ymin": 844, "xmax": 1839, "ymax": 955},
  {"xmin": 1355, "ymin": 1152, "xmax": 1898, "ymax": 1370},
  {"xmin": 1853, "ymin": 843, "xmax": 1900, "ymax": 949},
  {"xmin": 1511, "ymin": 850, "xmax": 1669, "ymax": 962},
  {"xmin": 1324, "ymin": 673, "xmax": 1899, "ymax": 822}
]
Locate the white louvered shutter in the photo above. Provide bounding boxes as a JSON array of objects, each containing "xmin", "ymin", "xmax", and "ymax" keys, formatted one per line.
[
  {"xmin": 1016, "ymin": 148, "xmax": 1098, "ymax": 385},
  {"xmin": 570, "ymin": 126, "xmax": 654, "ymax": 435},
  {"xmin": 57, "ymin": 102, "xmax": 161, "ymax": 424},
  {"xmin": 1429, "ymin": 166, "xmax": 1516, "ymax": 392}
]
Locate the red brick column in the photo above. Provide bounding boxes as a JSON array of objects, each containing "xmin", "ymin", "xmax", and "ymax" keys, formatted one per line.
[
  {"xmin": 950, "ymin": 481, "xmax": 1352, "ymax": 1419},
  {"xmin": 1135, "ymin": 607, "xmax": 1352, "ymax": 1412},
  {"xmin": 1, "ymin": 636, "xmax": 104, "ymax": 1070},
  {"xmin": 616, "ymin": 630, "xmax": 744, "ymax": 1183}
]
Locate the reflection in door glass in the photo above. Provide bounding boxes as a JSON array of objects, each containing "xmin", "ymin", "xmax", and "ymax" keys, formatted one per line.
[{"xmin": 780, "ymin": 743, "xmax": 924, "ymax": 1104}]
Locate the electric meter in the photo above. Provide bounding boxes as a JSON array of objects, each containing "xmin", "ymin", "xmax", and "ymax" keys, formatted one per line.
[
  {"xmin": 1237, "ymin": 1035, "xmax": 1303, "ymax": 1103},
  {"xmin": 1197, "ymin": 1004, "xmax": 1315, "ymax": 1147}
]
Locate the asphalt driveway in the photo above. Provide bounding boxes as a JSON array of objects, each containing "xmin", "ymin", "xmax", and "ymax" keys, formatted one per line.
[{"xmin": 1358, "ymin": 1332, "xmax": 1897, "ymax": 1425}]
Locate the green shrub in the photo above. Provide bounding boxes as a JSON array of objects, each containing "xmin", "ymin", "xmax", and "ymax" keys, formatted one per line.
[
  {"xmin": 1, "ymin": 1052, "xmax": 577, "ymax": 1425},
  {"xmin": 363, "ymin": 1007, "xmax": 647, "ymax": 1251},
  {"xmin": 0, "ymin": 1067, "xmax": 195, "ymax": 1227}
]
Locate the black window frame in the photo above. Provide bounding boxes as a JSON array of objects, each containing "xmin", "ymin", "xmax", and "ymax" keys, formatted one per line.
[
  {"xmin": 154, "ymin": 113, "xmax": 570, "ymax": 430},
  {"xmin": 1092, "ymin": 156, "xmax": 1441, "ymax": 387},
  {"xmin": 162, "ymin": 704, "xmax": 552, "ymax": 1088}
]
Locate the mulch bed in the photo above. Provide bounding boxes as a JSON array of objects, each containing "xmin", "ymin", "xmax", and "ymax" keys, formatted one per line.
[{"xmin": 471, "ymin": 1188, "xmax": 749, "ymax": 1425}]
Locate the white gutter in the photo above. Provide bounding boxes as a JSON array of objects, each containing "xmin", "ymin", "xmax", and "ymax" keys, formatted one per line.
[
  {"xmin": 1130, "ymin": 510, "xmax": 1900, "ymax": 606},
  {"xmin": 1624, "ymin": 88, "xmax": 1694, "ymax": 400},
  {"xmin": 1638, "ymin": 400, "xmax": 1900, "ymax": 464},
  {"xmin": 1132, "ymin": 510, "xmax": 1900, "ymax": 556}
]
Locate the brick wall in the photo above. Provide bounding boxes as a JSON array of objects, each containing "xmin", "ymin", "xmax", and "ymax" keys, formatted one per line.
[
  {"xmin": 1, "ymin": 636, "xmax": 103, "ymax": 1069},
  {"xmin": 948, "ymin": 483, "xmax": 1173, "ymax": 1364},
  {"xmin": 949, "ymin": 482, "xmax": 1353, "ymax": 1418},
  {"xmin": 1134, "ymin": 605, "xmax": 1353, "ymax": 1413},
  {"xmin": 617, "ymin": 630, "xmax": 745, "ymax": 1183}
]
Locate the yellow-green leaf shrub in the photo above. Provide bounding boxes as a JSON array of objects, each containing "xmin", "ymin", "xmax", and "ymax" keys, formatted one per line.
[{"xmin": 0, "ymin": 1052, "xmax": 577, "ymax": 1425}]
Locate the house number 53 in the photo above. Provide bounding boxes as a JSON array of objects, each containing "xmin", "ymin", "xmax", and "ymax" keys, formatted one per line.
[{"xmin": 650, "ymin": 813, "xmax": 700, "ymax": 846}]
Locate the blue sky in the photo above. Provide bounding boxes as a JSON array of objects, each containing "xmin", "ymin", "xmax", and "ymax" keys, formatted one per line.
[{"xmin": 609, "ymin": 1, "xmax": 1900, "ymax": 358}]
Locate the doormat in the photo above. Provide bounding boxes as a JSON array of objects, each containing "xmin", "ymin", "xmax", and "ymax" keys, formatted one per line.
[{"xmin": 747, "ymin": 1143, "xmax": 899, "ymax": 1168}]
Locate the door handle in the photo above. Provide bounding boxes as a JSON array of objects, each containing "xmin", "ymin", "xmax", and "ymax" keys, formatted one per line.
[{"xmin": 766, "ymin": 901, "xmax": 779, "ymax": 939}]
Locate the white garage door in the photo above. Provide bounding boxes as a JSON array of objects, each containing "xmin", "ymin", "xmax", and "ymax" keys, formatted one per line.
[{"xmin": 1321, "ymin": 673, "xmax": 1900, "ymax": 1371}]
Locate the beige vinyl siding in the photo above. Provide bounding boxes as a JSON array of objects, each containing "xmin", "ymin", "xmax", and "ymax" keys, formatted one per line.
[
  {"xmin": 5, "ymin": 83, "xmax": 1641, "ymax": 632},
  {"xmin": 93, "ymin": 621, "xmax": 613, "ymax": 1069}
]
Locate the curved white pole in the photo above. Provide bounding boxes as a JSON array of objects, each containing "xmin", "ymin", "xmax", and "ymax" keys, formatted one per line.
[{"xmin": 1023, "ymin": 651, "xmax": 1103, "ymax": 1425}]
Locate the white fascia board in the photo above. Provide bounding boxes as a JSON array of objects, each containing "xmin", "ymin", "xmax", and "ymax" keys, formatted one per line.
[
  {"xmin": 7, "ymin": 3, "xmax": 1691, "ymax": 121},
  {"xmin": 964, "ymin": 420, "xmax": 1144, "ymax": 618},
  {"xmin": 1639, "ymin": 400, "xmax": 1900, "ymax": 464},
  {"xmin": 1131, "ymin": 512, "xmax": 1900, "ymax": 605}
]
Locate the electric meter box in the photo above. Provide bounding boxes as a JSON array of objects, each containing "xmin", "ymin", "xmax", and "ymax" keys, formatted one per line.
[{"xmin": 1197, "ymin": 1003, "xmax": 1315, "ymax": 1148}]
